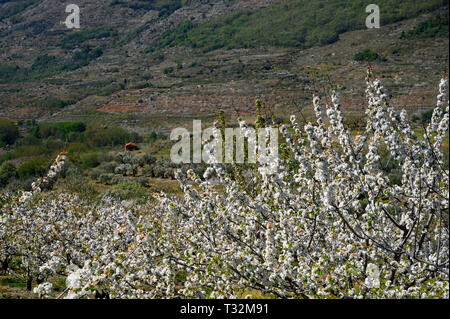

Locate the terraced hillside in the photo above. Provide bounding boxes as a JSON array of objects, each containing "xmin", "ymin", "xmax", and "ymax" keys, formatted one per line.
[{"xmin": 0, "ymin": 0, "xmax": 448, "ymax": 133}]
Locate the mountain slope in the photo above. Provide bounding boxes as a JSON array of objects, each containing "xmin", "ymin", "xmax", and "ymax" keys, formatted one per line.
[
  {"xmin": 147, "ymin": 0, "xmax": 448, "ymax": 51},
  {"xmin": 0, "ymin": 0, "xmax": 448, "ymax": 123}
]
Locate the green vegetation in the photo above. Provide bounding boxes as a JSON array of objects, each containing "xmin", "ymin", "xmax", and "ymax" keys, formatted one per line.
[
  {"xmin": 411, "ymin": 109, "xmax": 435, "ymax": 124},
  {"xmin": 30, "ymin": 54, "xmax": 59, "ymax": 75},
  {"xmin": 421, "ymin": 109, "xmax": 435, "ymax": 124},
  {"xmin": 110, "ymin": 0, "xmax": 183, "ymax": 18},
  {"xmin": 402, "ymin": 13, "xmax": 449, "ymax": 39},
  {"xmin": 24, "ymin": 121, "xmax": 135, "ymax": 148},
  {"xmin": 147, "ymin": 0, "xmax": 448, "ymax": 52},
  {"xmin": 0, "ymin": 115, "xmax": 205, "ymax": 197},
  {"xmin": 64, "ymin": 166, "xmax": 99, "ymax": 200},
  {"xmin": 65, "ymin": 46, "xmax": 104, "ymax": 70},
  {"xmin": 0, "ymin": 0, "xmax": 37, "ymax": 22},
  {"xmin": 0, "ymin": 63, "xmax": 19, "ymax": 81},
  {"xmin": 29, "ymin": 97, "xmax": 77, "ymax": 110},
  {"xmin": 0, "ymin": 120, "xmax": 19, "ymax": 146},
  {"xmin": 58, "ymin": 27, "xmax": 118, "ymax": 49},
  {"xmin": 144, "ymin": 20, "xmax": 196, "ymax": 52},
  {"xmin": 80, "ymin": 153, "xmax": 99, "ymax": 169},
  {"xmin": 354, "ymin": 49, "xmax": 384, "ymax": 62},
  {"xmin": 118, "ymin": 24, "xmax": 147, "ymax": 46},
  {"xmin": 0, "ymin": 46, "xmax": 103, "ymax": 83},
  {"xmin": 0, "ymin": 161, "xmax": 16, "ymax": 187},
  {"xmin": 29, "ymin": 122, "xmax": 86, "ymax": 140},
  {"xmin": 85, "ymin": 127, "xmax": 138, "ymax": 148},
  {"xmin": 164, "ymin": 66, "xmax": 174, "ymax": 74},
  {"xmin": 0, "ymin": 277, "xmax": 26, "ymax": 289},
  {"xmin": 0, "ymin": 117, "xmax": 150, "ymax": 192},
  {"xmin": 106, "ymin": 179, "xmax": 150, "ymax": 201},
  {"xmin": 17, "ymin": 160, "xmax": 45, "ymax": 180}
]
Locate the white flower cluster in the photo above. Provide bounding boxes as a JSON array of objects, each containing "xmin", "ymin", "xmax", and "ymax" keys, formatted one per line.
[
  {"xmin": 0, "ymin": 72, "xmax": 448, "ymax": 299},
  {"xmin": 33, "ymin": 282, "xmax": 53, "ymax": 298},
  {"xmin": 364, "ymin": 263, "xmax": 380, "ymax": 289}
]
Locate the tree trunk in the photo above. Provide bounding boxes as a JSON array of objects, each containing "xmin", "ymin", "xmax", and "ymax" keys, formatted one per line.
[
  {"xmin": 27, "ymin": 277, "xmax": 32, "ymax": 291},
  {"xmin": 1, "ymin": 259, "xmax": 8, "ymax": 273}
]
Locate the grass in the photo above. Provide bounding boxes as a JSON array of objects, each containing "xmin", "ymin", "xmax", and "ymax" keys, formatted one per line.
[
  {"xmin": 0, "ymin": 274, "xmax": 68, "ymax": 299},
  {"xmin": 0, "ymin": 277, "xmax": 27, "ymax": 288}
]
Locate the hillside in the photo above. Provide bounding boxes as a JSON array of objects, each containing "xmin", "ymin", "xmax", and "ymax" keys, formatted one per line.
[{"xmin": 0, "ymin": 0, "xmax": 448, "ymax": 130}]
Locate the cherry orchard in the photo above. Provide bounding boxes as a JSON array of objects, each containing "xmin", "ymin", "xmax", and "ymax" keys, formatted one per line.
[{"xmin": 0, "ymin": 69, "xmax": 448, "ymax": 299}]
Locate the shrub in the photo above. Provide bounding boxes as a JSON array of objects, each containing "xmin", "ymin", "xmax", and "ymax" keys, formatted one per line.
[
  {"xmin": 421, "ymin": 109, "xmax": 434, "ymax": 124},
  {"xmin": 0, "ymin": 153, "xmax": 12, "ymax": 166},
  {"xmin": 97, "ymin": 152, "xmax": 115, "ymax": 163},
  {"xmin": 62, "ymin": 46, "xmax": 103, "ymax": 71},
  {"xmin": 354, "ymin": 49, "xmax": 381, "ymax": 62},
  {"xmin": 0, "ymin": 120, "xmax": 19, "ymax": 146},
  {"xmin": 8, "ymin": 177, "xmax": 35, "ymax": 192},
  {"xmin": 98, "ymin": 173, "xmax": 114, "ymax": 185},
  {"xmin": 152, "ymin": 165, "xmax": 165, "ymax": 178},
  {"xmin": 404, "ymin": 13, "xmax": 449, "ymax": 39},
  {"xmin": 126, "ymin": 164, "xmax": 138, "ymax": 176},
  {"xmin": 12, "ymin": 145, "xmax": 51, "ymax": 158},
  {"xmin": 149, "ymin": 131, "xmax": 158, "ymax": 141},
  {"xmin": 115, "ymin": 152, "xmax": 131, "ymax": 164},
  {"xmin": 31, "ymin": 122, "xmax": 86, "ymax": 140},
  {"xmin": 44, "ymin": 137, "xmax": 64, "ymax": 151},
  {"xmin": 0, "ymin": 63, "xmax": 19, "ymax": 82},
  {"xmin": 65, "ymin": 166, "xmax": 98, "ymax": 200},
  {"xmin": 81, "ymin": 153, "xmax": 100, "ymax": 169},
  {"xmin": 135, "ymin": 177, "xmax": 149, "ymax": 187},
  {"xmin": 0, "ymin": 162, "xmax": 16, "ymax": 187},
  {"xmin": 142, "ymin": 154, "xmax": 156, "ymax": 165},
  {"xmin": 17, "ymin": 161, "xmax": 45, "ymax": 180},
  {"xmin": 107, "ymin": 179, "xmax": 149, "ymax": 201},
  {"xmin": 114, "ymin": 163, "xmax": 138, "ymax": 176},
  {"xmin": 90, "ymin": 169, "xmax": 102, "ymax": 181},
  {"xmin": 67, "ymin": 131, "xmax": 85, "ymax": 143},
  {"xmin": 16, "ymin": 134, "xmax": 41, "ymax": 146},
  {"xmin": 410, "ymin": 114, "xmax": 420, "ymax": 123},
  {"xmin": 98, "ymin": 161, "xmax": 118, "ymax": 174},
  {"xmin": 164, "ymin": 168, "xmax": 174, "ymax": 179},
  {"xmin": 67, "ymin": 142, "xmax": 90, "ymax": 154},
  {"xmin": 142, "ymin": 166, "xmax": 154, "ymax": 176},
  {"xmin": 86, "ymin": 127, "xmax": 133, "ymax": 148},
  {"xmin": 164, "ymin": 67, "xmax": 174, "ymax": 74}
]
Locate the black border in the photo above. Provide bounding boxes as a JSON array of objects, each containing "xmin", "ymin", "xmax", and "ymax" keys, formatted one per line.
[{"xmin": 0, "ymin": 299, "xmax": 448, "ymax": 318}]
